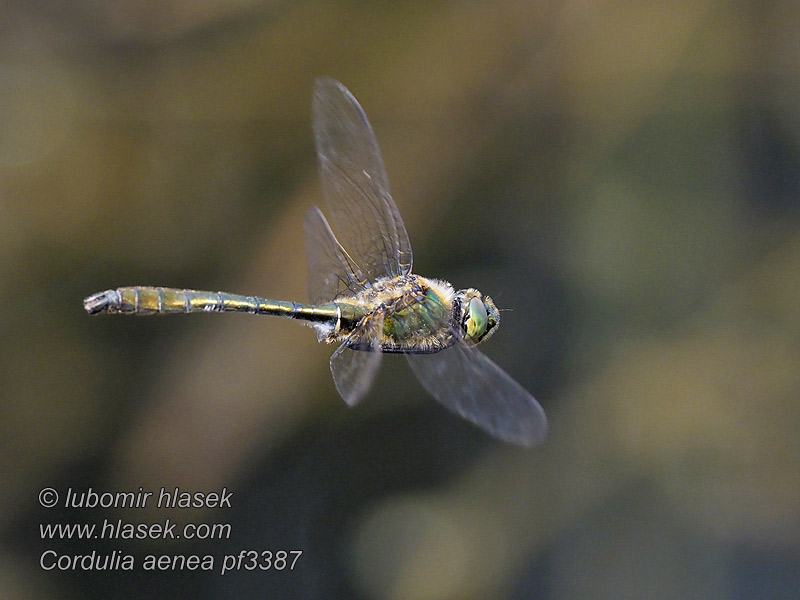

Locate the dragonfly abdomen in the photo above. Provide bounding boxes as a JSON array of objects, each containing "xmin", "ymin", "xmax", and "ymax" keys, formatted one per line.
[{"xmin": 83, "ymin": 287, "xmax": 339, "ymax": 324}]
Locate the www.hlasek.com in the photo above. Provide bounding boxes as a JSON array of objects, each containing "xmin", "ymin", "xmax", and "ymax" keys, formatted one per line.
[{"xmin": 38, "ymin": 487, "xmax": 301, "ymax": 574}]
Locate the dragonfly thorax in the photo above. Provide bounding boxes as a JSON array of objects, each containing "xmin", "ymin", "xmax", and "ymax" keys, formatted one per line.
[{"xmin": 326, "ymin": 275, "xmax": 451, "ymax": 353}]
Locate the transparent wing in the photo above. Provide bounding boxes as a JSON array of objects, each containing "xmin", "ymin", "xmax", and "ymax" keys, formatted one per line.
[
  {"xmin": 406, "ymin": 343, "xmax": 548, "ymax": 447},
  {"xmin": 312, "ymin": 77, "xmax": 413, "ymax": 282},
  {"xmin": 330, "ymin": 308, "xmax": 385, "ymax": 406},
  {"xmin": 304, "ymin": 206, "xmax": 370, "ymax": 304}
]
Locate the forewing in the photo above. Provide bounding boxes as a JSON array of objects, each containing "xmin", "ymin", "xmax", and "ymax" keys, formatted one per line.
[
  {"xmin": 312, "ymin": 77, "xmax": 413, "ymax": 281},
  {"xmin": 329, "ymin": 309, "xmax": 385, "ymax": 406},
  {"xmin": 304, "ymin": 206, "xmax": 370, "ymax": 304},
  {"xmin": 406, "ymin": 343, "xmax": 548, "ymax": 447}
]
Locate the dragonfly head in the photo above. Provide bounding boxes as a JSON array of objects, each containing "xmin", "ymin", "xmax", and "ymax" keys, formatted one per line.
[{"xmin": 457, "ymin": 289, "xmax": 499, "ymax": 345}]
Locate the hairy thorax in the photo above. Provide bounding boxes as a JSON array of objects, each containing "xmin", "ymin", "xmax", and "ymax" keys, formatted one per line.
[{"xmin": 330, "ymin": 274, "xmax": 458, "ymax": 354}]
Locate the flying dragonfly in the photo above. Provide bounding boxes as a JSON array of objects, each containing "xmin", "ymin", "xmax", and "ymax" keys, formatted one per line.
[{"xmin": 84, "ymin": 77, "xmax": 548, "ymax": 446}]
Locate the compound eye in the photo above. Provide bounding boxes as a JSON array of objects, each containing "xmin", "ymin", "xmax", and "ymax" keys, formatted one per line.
[{"xmin": 464, "ymin": 297, "xmax": 489, "ymax": 342}]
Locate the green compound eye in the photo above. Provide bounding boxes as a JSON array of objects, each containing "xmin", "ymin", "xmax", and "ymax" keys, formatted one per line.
[{"xmin": 465, "ymin": 297, "xmax": 489, "ymax": 342}]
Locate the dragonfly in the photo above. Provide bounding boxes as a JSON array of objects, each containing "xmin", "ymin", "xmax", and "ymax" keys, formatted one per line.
[{"xmin": 84, "ymin": 77, "xmax": 548, "ymax": 446}]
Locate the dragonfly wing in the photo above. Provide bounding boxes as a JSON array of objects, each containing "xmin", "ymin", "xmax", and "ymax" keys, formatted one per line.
[
  {"xmin": 312, "ymin": 77, "xmax": 413, "ymax": 281},
  {"xmin": 304, "ymin": 206, "xmax": 370, "ymax": 304},
  {"xmin": 406, "ymin": 343, "xmax": 548, "ymax": 447},
  {"xmin": 330, "ymin": 308, "xmax": 385, "ymax": 406}
]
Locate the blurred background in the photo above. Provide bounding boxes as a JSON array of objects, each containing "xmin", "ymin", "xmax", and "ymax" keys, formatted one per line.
[{"xmin": 2, "ymin": 0, "xmax": 799, "ymax": 598}]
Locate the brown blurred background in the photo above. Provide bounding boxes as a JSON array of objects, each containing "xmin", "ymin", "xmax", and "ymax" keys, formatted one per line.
[{"xmin": 1, "ymin": 1, "xmax": 799, "ymax": 598}]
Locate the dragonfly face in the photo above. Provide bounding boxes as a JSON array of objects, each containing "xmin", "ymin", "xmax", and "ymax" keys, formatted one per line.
[
  {"xmin": 457, "ymin": 289, "xmax": 499, "ymax": 345},
  {"xmin": 84, "ymin": 77, "xmax": 548, "ymax": 447}
]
